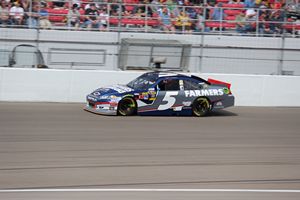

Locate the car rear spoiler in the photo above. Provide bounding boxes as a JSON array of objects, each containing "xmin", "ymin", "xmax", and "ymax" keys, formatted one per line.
[
  {"xmin": 207, "ymin": 78, "xmax": 231, "ymax": 90},
  {"xmin": 191, "ymin": 75, "xmax": 231, "ymax": 90}
]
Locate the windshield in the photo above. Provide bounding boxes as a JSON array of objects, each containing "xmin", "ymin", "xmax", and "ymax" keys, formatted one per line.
[{"xmin": 127, "ymin": 73, "xmax": 158, "ymax": 90}]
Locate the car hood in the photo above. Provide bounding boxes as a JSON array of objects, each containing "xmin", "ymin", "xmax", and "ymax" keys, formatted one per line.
[{"xmin": 91, "ymin": 85, "xmax": 134, "ymax": 97}]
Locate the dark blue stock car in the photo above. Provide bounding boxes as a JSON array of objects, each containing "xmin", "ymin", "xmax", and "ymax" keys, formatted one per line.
[{"xmin": 84, "ymin": 72, "xmax": 234, "ymax": 116}]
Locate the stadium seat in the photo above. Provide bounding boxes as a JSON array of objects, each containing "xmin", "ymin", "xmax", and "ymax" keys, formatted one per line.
[
  {"xmin": 216, "ymin": 0, "xmax": 230, "ymax": 3},
  {"xmin": 283, "ymin": 24, "xmax": 300, "ymax": 31},
  {"xmin": 225, "ymin": 15, "xmax": 236, "ymax": 21},
  {"xmin": 109, "ymin": 18, "xmax": 159, "ymax": 26},
  {"xmin": 46, "ymin": 9, "xmax": 68, "ymax": 23},
  {"xmin": 224, "ymin": 9, "xmax": 243, "ymax": 16},
  {"xmin": 123, "ymin": 0, "xmax": 138, "ymax": 11},
  {"xmin": 222, "ymin": 4, "xmax": 244, "ymax": 8},
  {"xmin": 205, "ymin": 21, "xmax": 236, "ymax": 29}
]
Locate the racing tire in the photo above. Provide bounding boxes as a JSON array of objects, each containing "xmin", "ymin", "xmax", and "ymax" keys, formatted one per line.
[
  {"xmin": 117, "ymin": 97, "xmax": 137, "ymax": 116},
  {"xmin": 192, "ymin": 97, "xmax": 211, "ymax": 117}
]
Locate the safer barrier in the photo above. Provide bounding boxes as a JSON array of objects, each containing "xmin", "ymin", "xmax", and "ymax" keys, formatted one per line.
[{"xmin": 1, "ymin": 68, "xmax": 300, "ymax": 107}]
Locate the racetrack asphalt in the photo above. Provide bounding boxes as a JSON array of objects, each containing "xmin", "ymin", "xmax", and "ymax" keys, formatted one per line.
[{"xmin": 0, "ymin": 102, "xmax": 300, "ymax": 199}]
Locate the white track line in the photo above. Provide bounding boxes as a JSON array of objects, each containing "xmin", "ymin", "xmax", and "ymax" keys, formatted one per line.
[{"xmin": 0, "ymin": 189, "xmax": 300, "ymax": 193}]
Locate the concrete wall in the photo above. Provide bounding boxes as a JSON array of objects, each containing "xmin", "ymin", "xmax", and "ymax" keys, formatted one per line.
[
  {"xmin": 1, "ymin": 29, "xmax": 299, "ymax": 75},
  {"xmin": 1, "ymin": 67, "xmax": 300, "ymax": 107}
]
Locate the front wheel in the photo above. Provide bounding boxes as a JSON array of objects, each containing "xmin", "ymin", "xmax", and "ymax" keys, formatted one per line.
[
  {"xmin": 117, "ymin": 97, "xmax": 137, "ymax": 116},
  {"xmin": 192, "ymin": 97, "xmax": 211, "ymax": 117}
]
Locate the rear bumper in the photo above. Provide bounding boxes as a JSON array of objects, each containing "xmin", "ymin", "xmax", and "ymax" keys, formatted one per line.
[
  {"xmin": 212, "ymin": 95, "xmax": 235, "ymax": 111},
  {"xmin": 225, "ymin": 95, "xmax": 235, "ymax": 108}
]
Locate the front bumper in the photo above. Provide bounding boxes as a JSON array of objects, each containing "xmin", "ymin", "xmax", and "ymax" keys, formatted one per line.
[{"xmin": 84, "ymin": 102, "xmax": 117, "ymax": 116}]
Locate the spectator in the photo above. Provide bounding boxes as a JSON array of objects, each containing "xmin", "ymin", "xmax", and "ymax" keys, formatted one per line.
[
  {"xmin": 135, "ymin": 7, "xmax": 146, "ymax": 18},
  {"xmin": 0, "ymin": 2, "xmax": 12, "ymax": 27},
  {"xmin": 123, "ymin": 7, "xmax": 134, "ymax": 18},
  {"xmin": 258, "ymin": 0, "xmax": 270, "ymax": 16},
  {"xmin": 228, "ymin": 0, "xmax": 243, "ymax": 4},
  {"xmin": 109, "ymin": 0, "xmax": 121, "ymax": 17},
  {"xmin": 245, "ymin": 8, "xmax": 257, "ymax": 21},
  {"xmin": 210, "ymin": 3, "xmax": 226, "ymax": 22},
  {"xmin": 9, "ymin": 1, "xmax": 24, "ymax": 26},
  {"xmin": 71, "ymin": 0, "xmax": 81, "ymax": 8},
  {"xmin": 194, "ymin": 8, "xmax": 209, "ymax": 32},
  {"xmin": 68, "ymin": 3, "xmax": 81, "ymax": 29},
  {"xmin": 39, "ymin": 2, "xmax": 51, "ymax": 29},
  {"xmin": 183, "ymin": 0, "xmax": 198, "ymax": 19},
  {"xmin": 187, "ymin": 7, "xmax": 198, "ymax": 19},
  {"xmin": 258, "ymin": 11, "xmax": 273, "ymax": 35},
  {"xmin": 83, "ymin": 3, "xmax": 99, "ymax": 30},
  {"xmin": 175, "ymin": 10, "xmax": 192, "ymax": 33},
  {"xmin": 52, "ymin": 1, "xmax": 65, "ymax": 8},
  {"xmin": 26, "ymin": 3, "xmax": 39, "ymax": 28},
  {"xmin": 269, "ymin": 10, "xmax": 284, "ymax": 34},
  {"xmin": 98, "ymin": 8, "xmax": 108, "ymax": 31},
  {"xmin": 235, "ymin": 11, "xmax": 254, "ymax": 33},
  {"xmin": 0, "ymin": 0, "xmax": 11, "ymax": 9},
  {"xmin": 134, "ymin": 0, "xmax": 153, "ymax": 17},
  {"xmin": 159, "ymin": 7, "xmax": 175, "ymax": 33},
  {"xmin": 166, "ymin": 0, "xmax": 177, "ymax": 16},
  {"xmin": 210, "ymin": 2, "xmax": 226, "ymax": 30},
  {"xmin": 244, "ymin": 0, "xmax": 256, "ymax": 8},
  {"xmin": 150, "ymin": 0, "xmax": 161, "ymax": 13},
  {"xmin": 21, "ymin": 0, "xmax": 30, "ymax": 11},
  {"xmin": 258, "ymin": 0, "xmax": 270, "ymax": 9}
]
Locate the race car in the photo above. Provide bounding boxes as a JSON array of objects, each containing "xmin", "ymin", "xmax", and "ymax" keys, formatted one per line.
[{"xmin": 84, "ymin": 71, "xmax": 234, "ymax": 116}]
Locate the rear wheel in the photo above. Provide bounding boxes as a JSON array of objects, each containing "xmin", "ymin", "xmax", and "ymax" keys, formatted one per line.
[
  {"xmin": 117, "ymin": 97, "xmax": 137, "ymax": 116},
  {"xmin": 192, "ymin": 97, "xmax": 211, "ymax": 117}
]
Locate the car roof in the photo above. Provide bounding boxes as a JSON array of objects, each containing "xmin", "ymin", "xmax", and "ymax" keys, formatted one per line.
[
  {"xmin": 145, "ymin": 71, "xmax": 188, "ymax": 78},
  {"xmin": 145, "ymin": 71, "xmax": 210, "ymax": 84}
]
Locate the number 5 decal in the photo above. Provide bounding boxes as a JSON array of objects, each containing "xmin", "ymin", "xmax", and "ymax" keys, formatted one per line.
[{"xmin": 158, "ymin": 91, "xmax": 179, "ymax": 110}]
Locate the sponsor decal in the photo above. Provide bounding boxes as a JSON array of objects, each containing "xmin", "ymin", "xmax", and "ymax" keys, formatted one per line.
[
  {"xmin": 173, "ymin": 106, "xmax": 183, "ymax": 111},
  {"xmin": 100, "ymin": 95, "xmax": 120, "ymax": 100},
  {"xmin": 97, "ymin": 105, "xmax": 106, "ymax": 109},
  {"xmin": 158, "ymin": 91, "xmax": 179, "ymax": 110},
  {"xmin": 97, "ymin": 103, "xmax": 117, "ymax": 109},
  {"xmin": 109, "ymin": 106, "xmax": 115, "ymax": 110},
  {"xmin": 148, "ymin": 90, "xmax": 157, "ymax": 98},
  {"xmin": 223, "ymin": 87, "xmax": 230, "ymax": 95},
  {"xmin": 184, "ymin": 89, "xmax": 224, "ymax": 97},
  {"xmin": 87, "ymin": 96, "xmax": 97, "ymax": 101},
  {"xmin": 215, "ymin": 101, "xmax": 223, "ymax": 106},
  {"xmin": 107, "ymin": 85, "xmax": 133, "ymax": 93},
  {"xmin": 179, "ymin": 80, "xmax": 184, "ymax": 90},
  {"xmin": 139, "ymin": 92, "xmax": 149, "ymax": 100},
  {"xmin": 182, "ymin": 101, "xmax": 192, "ymax": 106},
  {"xmin": 93, "ymin": 92, "xmax": 101, "ymax": 96}
]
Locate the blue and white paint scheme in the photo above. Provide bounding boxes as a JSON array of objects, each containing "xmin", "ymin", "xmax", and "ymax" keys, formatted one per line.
[{"xmin": 84, "ymin": 72, "xmax": 235, "ymax": 116}]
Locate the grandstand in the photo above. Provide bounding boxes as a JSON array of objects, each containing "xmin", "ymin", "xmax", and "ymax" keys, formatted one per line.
[
  {"xmin": 0, "ymin": 0, "xmax": 299, "ymax": 75},
  {"xmin": 1, "ymin": 0, "xmax": 299, "ymax": 35}
]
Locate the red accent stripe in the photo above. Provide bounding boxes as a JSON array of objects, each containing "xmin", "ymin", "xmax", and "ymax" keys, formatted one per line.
[
  {"xmin": 138, "ymin": 108, "xmax": 157, "ymax": 112},
  {"xmin": 208, "ymin": 78, "xmax": 231, "ymax": 90},
  {"xmin": 95, "ymin": 102, "xmax": 110, "ymax": 105}
]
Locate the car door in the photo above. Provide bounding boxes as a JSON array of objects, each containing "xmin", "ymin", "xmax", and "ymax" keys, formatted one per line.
[
  {"xmin": 154, "ymin": 77, "xmax": 191, "ymax": 112},
  {"xmin": 137, "ymin": 77, "xmax": 186, "ymax": 114}
]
